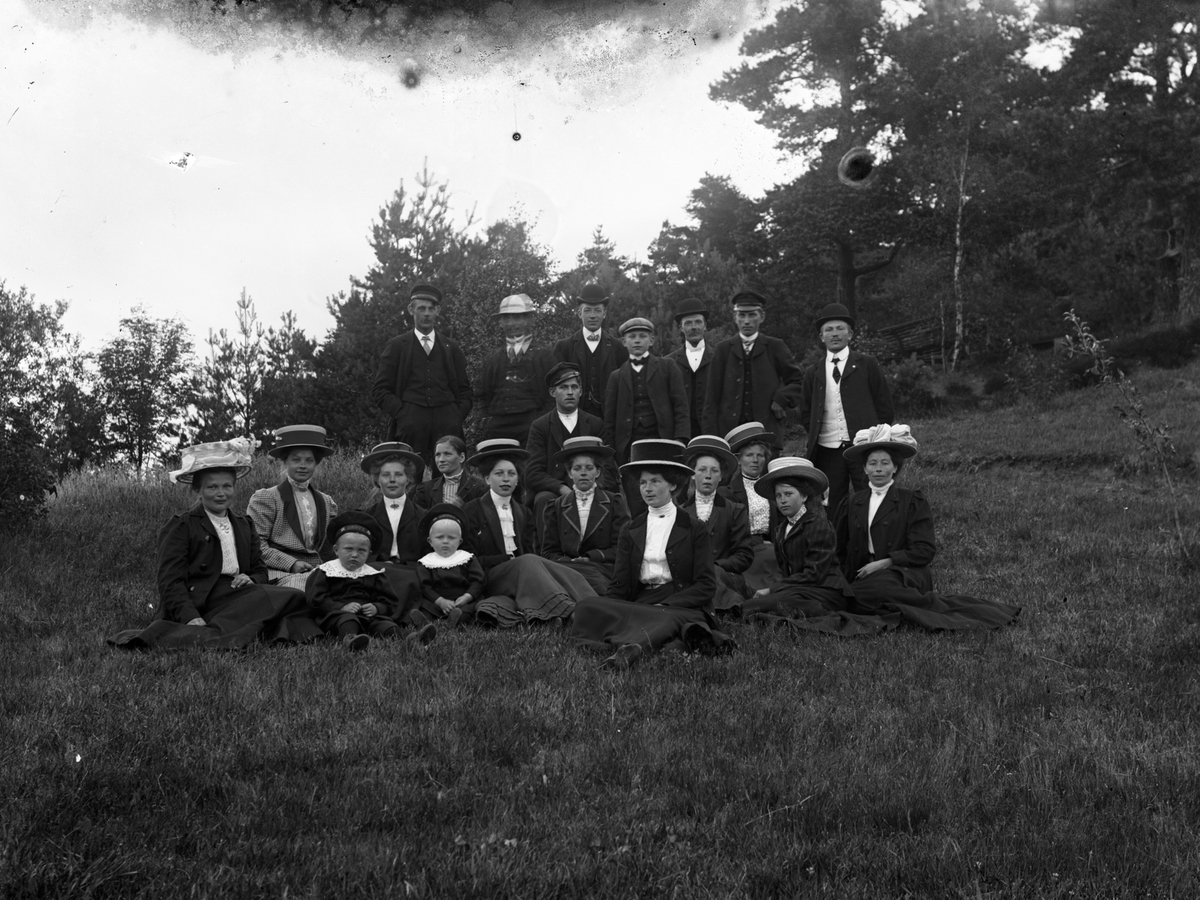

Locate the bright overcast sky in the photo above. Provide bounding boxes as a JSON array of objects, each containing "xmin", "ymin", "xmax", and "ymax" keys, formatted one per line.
[{"xmin": 1, "ymin": 0, "xmax": 803, "ymax": 349}]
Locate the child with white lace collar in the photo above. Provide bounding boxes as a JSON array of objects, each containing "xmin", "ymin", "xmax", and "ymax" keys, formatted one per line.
[{"xmin": 414, "ymin": 504, "xmax": 486, "ymax": 629}]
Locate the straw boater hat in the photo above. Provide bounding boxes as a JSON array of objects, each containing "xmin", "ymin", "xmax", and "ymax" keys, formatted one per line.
[
  {"xmin": 575, "ymin": 284, "xmax": 610, "ymax": 305},
  {"xmin": 359, "ymin": 441, "xmax": 426, "ymax": 482},
  {"xmin": 467, "ymin": 438, "xmax": 530, "ymax": 473},
  {"xmin": 618, "ymin": 317, "xmax": 655, "ymax": 336},
  {"xmin": 673, "ymin": 297, "xmax": 710, "ymax": 323},
  {"xmin": 814, "ymin": 302, "xmax": 856, "ymax": 331},
  {"xmin": 725, "ymin": 422, "xmax": 777, "ymax": 454},
  {"xmin": 552, "ymin": 435, "xmax": 614, "ymax": 469},
  {"xmin": 841, "ymin": 424, "xmax": 919, "ymax": 463},
  {"xmin": 618, "ymin": 439, "xmax": 694, "ymax": 479},
  {"xmin": 753, "ymin": 456, "xmax": 829, "ymax": 499},
  {"xmin": 684, "ymin": 435, "xmax": 737, "ymax": 479},
  {"xmin": 325, "ymin": 511, "xmax": 384, "ymax": 553},
  {"xmin": 492, "ymin": 293, "xmax": 536, "ymax": 317},
  {"xmin": 418, "ymin": 503, "xmax": 468, "ymax": 541},
  {"xmin": 268, "ymin": 425, "xmax": 331, "ymax": 462},
  {"xmin": 169, "ymin": 438, "xmax": 256, "ymax": 484}
]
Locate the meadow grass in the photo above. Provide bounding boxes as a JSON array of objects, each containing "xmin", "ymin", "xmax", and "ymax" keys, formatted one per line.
[{"xmin": 3, "ymin": 364, "xmax": 1200, "ymax": 898}]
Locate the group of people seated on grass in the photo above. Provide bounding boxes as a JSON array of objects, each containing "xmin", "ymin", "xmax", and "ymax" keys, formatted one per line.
[{"xmin": 109, "ymin": 415, "xmax": 1021, "ymax": 668}]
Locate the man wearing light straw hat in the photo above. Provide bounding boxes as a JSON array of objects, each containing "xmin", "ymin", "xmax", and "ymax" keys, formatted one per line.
[{"xmin": 476, "ymin": 293, "xmax": 557, "ymax": 443}]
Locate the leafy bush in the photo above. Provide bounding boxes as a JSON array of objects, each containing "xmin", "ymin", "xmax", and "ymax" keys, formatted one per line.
[
  {"xmin": 883, "ymin": 356, "xmax": 943, "ymax": 416},
  {"xmin": 0, "ymin": 409, "xmax": 57, "ymax": 530},
  {"xmin": 1108, "ymin": 318, "xmax": 1200, "ymax": 371}
]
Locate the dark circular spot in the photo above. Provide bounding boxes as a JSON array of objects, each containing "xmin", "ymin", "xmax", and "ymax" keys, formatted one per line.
[
  {"xmin": 711, "ymin": 30, "xmax": 721, "ymax": 41},
  {"xmin": 403, "ymin": 68, "xmax": 420, "ymax": 89},
  {"xmin": 512, "ymin": 132, "xmax": 521, "ymax": 141}
]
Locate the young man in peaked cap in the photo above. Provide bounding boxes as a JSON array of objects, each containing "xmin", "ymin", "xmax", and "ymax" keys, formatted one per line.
[
  {"xmin": 371, "ymin": 283, "xmax": 473, "ymax": 472},
  {"xmin": 703, "ymin": 288, "xmax": 804, "ymax": 449},
  {"xmin": 603, "ymin": 317, "xmax": 691, "ymax": 467},
  {"xmin": 553, "ymin": 283, "xmax": 629, "ymax": 419}
]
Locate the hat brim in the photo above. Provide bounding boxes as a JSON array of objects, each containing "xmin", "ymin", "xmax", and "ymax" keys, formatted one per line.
[
  {"xmin": 684, "ymin": 447, "xmax": 738, "ymax": 478},
  {"xmin": 552, "ymin": 445, "xmax": 615, "ymax": 468},
  {"xmin": 754, "ymin": 467, "xmax": 829, "ymax": 499},
  {"xmin": 468, "ymin": 449, "xmax": 531, "ymax": 471},
  {"xmin": 618, "ymin": 459, "xmax": 695, "ymax": 478},
  {"xmin": 842, "ymin": 441, "xmax": 918, "ymax": 463},
  {"xmin": 174, "ymin": 464, "xmax": 252, "ymax": 484},
  {"xmin": 268, "ymin": 444, "xmax": 330, "ymax": 462},
  {"xmin": 359, "ymin": 449, "xmax": 426, "ymax": 475},
  {"xmin": 729, "ymin": 433, "xmax": 777, "ymax": 454},
  {"xmin": 816, "ymin": 314, "xmax": 857, "ymax": 331}
]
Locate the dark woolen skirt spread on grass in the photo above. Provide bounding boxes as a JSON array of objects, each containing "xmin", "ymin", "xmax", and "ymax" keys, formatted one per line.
[
  {"xmin": 747, "ymin": 568, "xmax": 1020, "ymax": 636},
  {"xmin": 469, "ymin": 556, "xmax": 596, "ymax": 628},
  {"xmin": 570, "ymin": 584, "xmax": 735, "ymax": 656},
  {"xmin": 107, "ymin": 582, "xmax": 320, "ymax": 650}
]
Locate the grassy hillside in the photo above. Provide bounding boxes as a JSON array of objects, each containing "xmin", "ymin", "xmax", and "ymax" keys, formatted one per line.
[{"xmin": 2, "ymin": 363, "xmax": 1199, "ymax": 898}]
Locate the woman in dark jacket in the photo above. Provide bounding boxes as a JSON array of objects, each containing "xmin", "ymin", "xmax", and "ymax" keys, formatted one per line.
[
  {"xmin": 569, "ymin": 439, "xmax": 734, "ymax": 669},
  {"xmin": 108, "ymin": 440, "xmax": 318, "ymax": 650},
  {"xmin": 835, "ymin": 425, "xmax": 1020, "ymax": 630}
]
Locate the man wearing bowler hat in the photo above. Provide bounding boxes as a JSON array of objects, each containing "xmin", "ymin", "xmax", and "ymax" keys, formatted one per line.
[
  {"xmin": 665, "ymin": 297, "xmax": 714, "ymax": 439},
  {"xmin": 703, "ymin": 288, "xmax": 804, "ymax": 448},
  {"xmin": 476, "ymin": 293, "xmax": 557, "ymax": 443},
  {"xmin": 371, "ymin": 283, "xmax": 473, "ymax": 472},
  {"xmin": 603, "ymin": 317, "xmax": 690, "ymax": 467},
  {"xmin": 525, "ymin": 361, "xmax": 617, "ymax": 524},
  {"xmin": 553, "ymin": 283, "xmax": 628, "ymax": 419},
  {"xmin": 796, "ymin": 302, "xmax": 895, "ymax": 517}
]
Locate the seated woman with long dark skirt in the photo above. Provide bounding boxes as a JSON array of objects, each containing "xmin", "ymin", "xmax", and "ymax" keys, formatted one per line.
[
  {"xmin": 108, "ymin": 440, "xmax": 320, "ymax": 650},
  {"xmin": 835, "ymin": 424, "xmax": 1021, "ymax": 630},
  {"xmin": 570, "ymin": 439, "xmax": 735, "ymax": 669},
  {"xmin": 459, "ymin": 439, "xmax": 597, "ymax": 627},
  {"xmin": 681, "ymin": 435, "xmax": 754, "ymax": 611},
  {"xmin": 738, "ymin": 456, "xmax": 856, "ymax": 622},
  {"xmin": 722, "ymin": 422, "xmax": 783, "ymax": 591},
  {"xmin": 540, "ymin": 436, "xmax": 629, "ymax": 595}
]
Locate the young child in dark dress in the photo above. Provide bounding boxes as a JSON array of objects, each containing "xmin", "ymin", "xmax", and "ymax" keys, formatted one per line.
[
  {"xmin": 414, "ymin": 504, "xmax": 486, "ymax": 628},
  {"xmin": 307, "ymin": 511, "xmax": 436, "ymax": 650}
]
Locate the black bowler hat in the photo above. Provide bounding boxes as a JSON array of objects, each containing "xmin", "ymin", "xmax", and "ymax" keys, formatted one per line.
[
  {"xmin": 814, "ymin": 303, "xmax": 856, "ymax": 331},
  {"xmin": 673, "ymin": 297, "xmax": 710, "ymax": 323},
  {"xmin": 545, "ymin": 361, "xmax": 582, "ymax": 389},
  {"xmin": 575, "ymin": 284, "xmax": 610, "ymax": 305},
  {"xmin": 409, "ymin": 283, "xmax": 443, "ymax": 304}
]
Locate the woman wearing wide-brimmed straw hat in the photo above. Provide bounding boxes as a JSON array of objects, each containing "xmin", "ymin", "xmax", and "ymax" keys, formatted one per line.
[
  {"xmin": 834, "ymin": 425, "xmax": 1020, "ymax": 630},
  {"xmin": 681, "ymin": 435, "xmax": 755, "ymax": 611},
  {"xmin": 458, "ymin": 439, "xmax": 598, "ymax": 627},
  {"xmin": 246, "ymin": 425, "xmax": 339, "ymax": 590},
  {"xmin": 540, "ymin": 436, "xmax": 630, "ymax": 594},
  {"xmin": 569, "ymin": 440, "xmax": 735, "ymax": 669},
  {"xmin": 721, "ymin": 422, "xmax": 785, "ymax": 592},
  {"xmin": 738, "ymin": 457, "xmax": 855, "ymax": 620},
  {"xmin": 107, "ymin": 439, "xmax": 321, "ymax": 650}
]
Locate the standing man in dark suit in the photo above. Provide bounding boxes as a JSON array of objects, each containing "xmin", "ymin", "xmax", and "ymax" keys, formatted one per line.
[
  {"xmin": 553, "ymin": 283, "xmax": 628, "ymax": 419},
  {"xmin": 371, "ymin": 283, "xmax": 473, "ymax": 472},
  {"xmin": 603, "ymin": 318, "xmax": 691, "ymax": 466},
  {"xmin": 796, "ymin": 302, "xmax": 896, "ymax": 517},
  {"xmin": 476, "ymin": 293, "xmax": 556, "ymax": 443},
  {"xmin": 665, "ymin": 297, "xmax": 714, "ymax": 439},
  {"xmin": 703, "ymin": 289, "xmax": 804, "ymax": 450},
  {"xmin": 525, "ymin": 362, "xmax": 617, "ymax": 528}
]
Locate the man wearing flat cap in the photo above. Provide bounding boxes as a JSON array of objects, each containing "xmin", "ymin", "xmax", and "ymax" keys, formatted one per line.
[
  {"xmin": 524, "ymin": 361, "xmax": 617, "ymax": 543},
  {"xmin": 371, "ymin": 283, "xmax": 473, "ymax": 473},
  {"xmin": 476, "ymin": 293, "xmax": 556, "ymax": 443},
  {"xmin": 665, "ymin": 297, "xmax": 714, "ymax": 439},
  {"xmin": 797, "ymin": 302, "xmax": 895, "ymax": 517},
  {"xmin": 553, "ymin": 283, "xmax": 628, "ymax": 419},
  {"xmin": 603, "ymin": 318, "xmax": 690, "ymax": 466},
  {"xmin": 703, "ymin": 288, "xmax": 803, "ymax": 449}
]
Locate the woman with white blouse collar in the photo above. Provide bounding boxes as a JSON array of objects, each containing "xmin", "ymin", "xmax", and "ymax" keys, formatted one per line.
[
  {"xmin": 722, "ymin": 422, "xmax": 784, "ymax": 592},
  {"xmin": 568, "ymin": 440, "xmax": 735, "ymax": 669}
]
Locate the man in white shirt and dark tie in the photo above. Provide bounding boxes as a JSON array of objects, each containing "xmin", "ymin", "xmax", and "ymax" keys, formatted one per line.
[
  {"xmin": 665, "ymin": 297, "xmax": 714, "ymax": 439},
  {"xmin": 553, "ymin": 283, "xmax": 629, "ymax": 419},
  {"xmin": 796, "ymin": 302, "xmax": 896, "ymax": 518}
]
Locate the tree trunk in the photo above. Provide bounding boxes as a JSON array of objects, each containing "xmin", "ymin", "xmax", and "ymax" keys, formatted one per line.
[
  {"xmin": 835, "ymin": 240, "xmax": 858, "ymax": 320},
  {"xmin": 951, "ymin": 137, "xmax": 970, "ymax": 371}
]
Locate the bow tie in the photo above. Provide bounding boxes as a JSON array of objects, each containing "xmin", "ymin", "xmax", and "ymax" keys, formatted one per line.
[
  {"xmin": 389, "ymin": 502, "xmax": 403, "ymax": 509},
  {"xmin": 585, "ymin": 332, "xmax": 600, "ymax": 342},
  {"xmin": 630, "ymin": 359, "xmax": 645, "ymax": 371}
]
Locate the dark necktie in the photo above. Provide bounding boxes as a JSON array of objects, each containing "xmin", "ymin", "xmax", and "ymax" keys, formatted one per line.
[{"xmin": 832, "ymin": 358, "xmax": 841, "ymax": 384}]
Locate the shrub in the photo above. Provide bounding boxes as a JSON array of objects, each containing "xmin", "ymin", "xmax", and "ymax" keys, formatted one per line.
[
  {"xmin": 1108, "ymin": 318, "xmax": 1200, "ymax": 370},
  {"xmin": 883, "ymin": 356, "xmax": 943, "ymax": 416},
  {"xmin": 0, "ymin": 409, "xmax": 57, "ymax": 530}
]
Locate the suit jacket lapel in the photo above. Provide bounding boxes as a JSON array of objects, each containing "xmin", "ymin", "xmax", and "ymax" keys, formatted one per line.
[
  {"xmin": 277, "ymin": 480, "xmax": 306, "ymax": 548},
  {"xmin": 368, "ymin": 500, "xmax": 394, "ymax": 546},
  {"xmin": 581, "ymin": 491, "xmax": 610, "ymax": 544},
  {"xmin": 629, "ymin": 519, "xmax": 648, "ymax": 574},
  {"xmin": 484, "ymin": 498, "xmax": 505, "ymax": 554}
]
